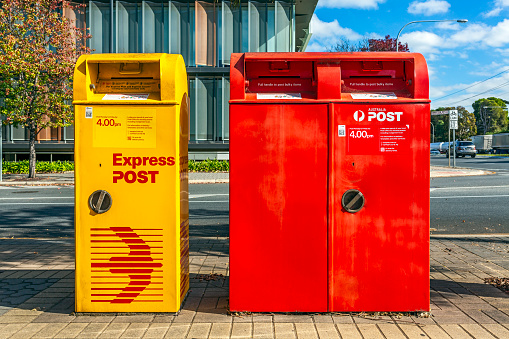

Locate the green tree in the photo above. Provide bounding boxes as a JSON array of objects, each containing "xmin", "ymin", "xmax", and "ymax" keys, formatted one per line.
[
  {"xmin": 457, "ymin": 106, "xmax": 477, "ymax": 140},
  {"xmin": 431, "ymin": 106, "xmax": 476, "ymax": 142},
  {"xmin": 0, "ymin": 0, "xmax": 89, "ymax": 178},
  {"xmin": 472, "ymin": 97, "xmax": 508, "ymax": 135}
]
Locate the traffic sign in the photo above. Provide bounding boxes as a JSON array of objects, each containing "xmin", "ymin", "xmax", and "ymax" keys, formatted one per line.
[
  {"xmin": 431, "ymin": 110, "xmax": 449, "ymax": 116},
  {"xmin": 449, "ymin": 120, "xmax": 458, "ymax": 129},
  {"xmin": 449, "ymin": 110, "xmax": 458, "ymax": 121}
]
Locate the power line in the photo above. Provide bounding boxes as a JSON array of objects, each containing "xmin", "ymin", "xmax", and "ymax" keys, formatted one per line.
[
  {"xmin": 449, "ymin": 81, "xmax": 509, "ymax": 106},
  {"xmin": 432, "ymin": 68, "xmax": 509, "ymax": 102}
]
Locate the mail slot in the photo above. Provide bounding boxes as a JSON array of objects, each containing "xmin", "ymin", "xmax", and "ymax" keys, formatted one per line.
[
  {"xmin": 230, "ymin": 52, "xmax": 430, "ymax": 312},
  {"xmin": 73, "ymin": 54, "xmax": 189, "ymax": 313}
]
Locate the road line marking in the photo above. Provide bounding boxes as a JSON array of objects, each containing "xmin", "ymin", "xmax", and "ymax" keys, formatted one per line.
[
  {"xmin": 0, "ymin": 203, "xmax": 74, "ymax": 205},
  {"xmin": 431, "ymin": 185, "xmax": 509, "ymax": 190},
  {"xmin": 189, "ymin": 194, "xmax": 229, "ymax": 199},
  {"xmin": 0, "ymin": 197, "xmax": 73, "ymax": 200},
  {"xmin": 431, "ymin": 195, "xmax": 509, "ymax": 199}
]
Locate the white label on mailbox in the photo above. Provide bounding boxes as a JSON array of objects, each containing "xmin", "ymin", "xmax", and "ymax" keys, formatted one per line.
[
  {"xmin": 102, "ymin": 93, "xmax": 149, "ymax": 101},
  {"xmin": 256, "ymin": 93, "xmax": 302, "ymax": 100},
  {"xmin": 85, "ymin": 107, "xmax": 93, "ymax": 119},
  {"xmin": 338, "ymin": 125, "xmax": 346, "ymax": 137},
  {"xmin": 350, "ymin": 92, "xmax": 397, "ymax": 100}
]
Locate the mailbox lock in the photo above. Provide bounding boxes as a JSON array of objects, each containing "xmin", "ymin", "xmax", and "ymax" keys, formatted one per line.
[
  {"xmin": 341, "ymin": 189, "xmax": 365, "ymax": 213},
  {"xmin": 88, "ymin": 190, "xmax": 112, "ymax": 214}
]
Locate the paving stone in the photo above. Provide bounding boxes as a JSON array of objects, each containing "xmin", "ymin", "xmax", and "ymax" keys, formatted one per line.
[
  {"xmin": 356, "ymin": 324, "xmax": 384, "ymax": 339},
  {"xmin": 482, "ymin": 323, "xmax": 509, "ymax": 338},
  {"xmin": 312, "ymin": 314, "xmax": 333, "ymax": 323},
  {"xmin": 421, "ymin": 324, "xmax": 452, "ymax": 339},
  {"xmin": 209, "ymin": 323, "xmax": 232, "ymax": 338},
  {"xmin": 251, "ymin": 315, "xmax": 273, "ymax": 323},
  {"xmin": 0, "ymin": 315, "xmax": 38, "ymax": 323},
  {"xmin": 186, "ymin": 323, "xmax": 211, "ymax": 338},
  {"xmin": 73, "ymin": 315, "xmax": 115, "ymax": 323},
  {"xmin": 294, "ymin": 323, "xmax": 318, "ymax": 339},
  {"xmin": 193, "ymin": 310, "xmax": 232, "ymax": 323},
  {"xmin": 252, "ymin": 323, "xmax": 273, "ymax": 339},
  {"xmin": 142, "ymin": 323, "xmax": 170, "ymax": 338},
  {"xmin": 231, "ymin": 322, "xmax": 252, "ymax": 338},
  {"xmin": 313, "ymin": 323, "xmax": 340, "ymax": 339},
  {"xmin": 151, "ymin": 315, "xmax": 175, "ymax": 324},
  {"xmin": 32, "ymin": 312, "xmax": 75, "ymax": 323},
  {"xmin": 331, "ymin": 314, "xmax": 354, "ymax": 324},
  {"xmin": 33, "ymin": 322, "xmax": 68, "ymax": 338},
  {"xmin": 112, "ymin": 315, "xmax": 154, "ymax": 323},
  {"xmin": 75, "ymin": 323, "xmax": 109, "ymax": 339},
  {"xmin": 172, "ymin": 310, "xmax": 196, "ymax": 323},
  {"xmin": 377, "ymin": 323, "xmax": 406, "ymax": 339},
  {"xmin": 440, "ymin": 324, "xmax": 471, "ymax": 339},
  {"xmin": 120, "ymin": 323, "xmax": 150, "ymax": 338},
  {"xmin": 97, "ymin": 322, "xmax": 129, "ymax": 339},
  {"xmin": 273, "ymin": 314, "xmax": 313, "ymax": 323},
  {"xmin": 54, "ymin": 322, "xmax": 88, "ymax": 338},
  {"xmin": 274, "ymin": 323, "xmax": 296, "ymax": 339},
  {"xmin": 335, "ymin": 324, "xmax": 362, "ymax": 339},
  {"xmin": 163, "ymin": 323, "xmax": 190, "ymax": 339},
  {"xmin": 460, "ymin": 324, "xmax": 497, "ymax": 338},
  {"xmin": 9, "ymin": 322, "xmax": 48, "ymax": 339},
  {"xmin": 0, "ymin": 323, "xmax": 25, "ymax": 338}
]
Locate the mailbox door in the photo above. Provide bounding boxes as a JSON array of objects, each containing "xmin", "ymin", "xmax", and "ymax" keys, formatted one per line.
[
  {"xmin": 329, "ymin": 102, "xmax": 430, "ymax": 312},
  {"xmin": 75, "ymin": 104, "xmax": 182, "ymax": 312},
  {"xmin": 230, "ymin": 103, "xmax": 328, "ymax": 312}
]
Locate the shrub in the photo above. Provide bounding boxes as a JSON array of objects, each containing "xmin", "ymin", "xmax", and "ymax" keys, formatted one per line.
[
  {"xmin": 188, "ymin": 159, "xmax": 229, "ymax": 172},
  {"xmin": 2, "ymin": 160, "xmax": 74, "ymax": 174}
]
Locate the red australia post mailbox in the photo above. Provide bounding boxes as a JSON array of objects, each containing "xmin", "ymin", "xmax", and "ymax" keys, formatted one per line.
[{"xmin": 229, "ymin": 53, "xmax": 430, "ymax": 312}]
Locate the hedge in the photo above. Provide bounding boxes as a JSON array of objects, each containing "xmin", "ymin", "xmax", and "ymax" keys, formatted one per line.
[{"xmin": 3, "ymin": 159, "xmax": 229, "ymax": 173}]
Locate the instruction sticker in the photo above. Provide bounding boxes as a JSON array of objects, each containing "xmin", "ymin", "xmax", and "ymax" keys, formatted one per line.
[
  {"xmin": 85, "ymin": 107, "xmax": 93, "ymax": 119},
  {"xmin": 338, "ymin": 125, "xmax": 346, "ymax": 137},
  {"xmin": 346, "ymin": 125, "xmax": 409, "ymax": 154},
  {"xmin": 102, "ymin": 94, "xmax": 149, "ymax": 101},
  {"xmin": 93, "ymin": 108, "xmax": 156, "ymax": 148},
  {"xmin": 350, "ymin": 92, "xmax": 397, "ymax": 100},
  {"xmin": 256, "ymin": 93, "xmax": 302, "ymax": 100}
]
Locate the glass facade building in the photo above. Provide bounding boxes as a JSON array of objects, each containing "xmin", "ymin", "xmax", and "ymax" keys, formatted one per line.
[{"xmin": 1, "ymin": 0, "xmax": 316, "ymax": 160}]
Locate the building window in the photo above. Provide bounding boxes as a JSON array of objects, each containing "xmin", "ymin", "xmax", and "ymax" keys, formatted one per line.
[
  {"xmin": 189, "ymin": 76, "xmax": 229, "ymax": 142},
  {"xmin": 88, "ymin": 0, "xmax": 112, "ymax": 53}
]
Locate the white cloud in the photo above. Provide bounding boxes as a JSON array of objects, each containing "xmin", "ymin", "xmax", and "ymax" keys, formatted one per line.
[
  {"xmin": 400, "ymin": 31, "xmax": 444, "ymax": 54},
  {"xmin": 484, "ymin": 0, "xmax": 509, "ymax": 17},
  {"xmin": 449, "ymin": 23, "xmax": 490, "ymax": 45},
  {"xmin": 485, "ymin": 19, "xmax": 509, "ymax": 47},
  {"xmin": 317, "ymin": 0, "xmax": 386, "ymax": 10},
  {"xmin": 435, "ymin": 22, "xmax": 461, "ymax": 31},
  {"xmin": 408, "ymin": 0, "xmax": 450, "ymax": 16},
  {"xmin": 307, "ymin": 14, "xmax": 365, "ymax": 51},
  {"xmin": 484, "ymin": 7, "xmax": 503, "ymax": 17}
]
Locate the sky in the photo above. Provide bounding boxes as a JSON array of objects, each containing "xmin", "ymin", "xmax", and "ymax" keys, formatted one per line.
[{"xmin": 308, "ymin": 0, "xmax": 509, "ymax": 111}]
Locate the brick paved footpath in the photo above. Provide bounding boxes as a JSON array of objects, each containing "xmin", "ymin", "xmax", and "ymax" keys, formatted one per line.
[{"xmin": 1, "ymin": 236, "xmax": 509, "ymax": 338}]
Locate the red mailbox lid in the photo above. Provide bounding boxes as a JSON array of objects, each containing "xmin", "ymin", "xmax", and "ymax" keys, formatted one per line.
[{"xmin": 230, "ymin": 52, "xmax": 430, "ymax": 104}]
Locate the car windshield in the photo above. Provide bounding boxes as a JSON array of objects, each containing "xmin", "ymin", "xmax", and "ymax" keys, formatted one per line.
[{"xmin": 458, "ymin": 142, "xmax": 474, "ymax": 146}]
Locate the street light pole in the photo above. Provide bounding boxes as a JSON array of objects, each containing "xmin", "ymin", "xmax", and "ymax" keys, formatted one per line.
[{"xmin": 396, "ymin": 19, "xmax": 468, "ymax": 52}]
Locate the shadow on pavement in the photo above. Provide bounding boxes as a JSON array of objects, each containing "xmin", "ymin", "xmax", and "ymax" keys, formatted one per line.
[{"xmin": 0, "ymin": 207, "xmax": 74, "ymax": 238}]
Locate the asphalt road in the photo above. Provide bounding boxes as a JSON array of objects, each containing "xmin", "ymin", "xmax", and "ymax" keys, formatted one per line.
[
  {"xmin": 1, "ymin": 155, "xmax": 508, "ymax": 237},
  {"xmin": 0, "ymin": 184, "xmax": 229, "ymax": 238},
  {"xmin": 430, "ymin": 155, "xmax": 509, "ymax": 234}
]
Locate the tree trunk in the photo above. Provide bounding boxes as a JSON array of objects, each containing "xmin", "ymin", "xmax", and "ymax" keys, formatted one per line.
[{"xmin": 28, "ymin": 124, "xmax": 37, "ymax": 179}]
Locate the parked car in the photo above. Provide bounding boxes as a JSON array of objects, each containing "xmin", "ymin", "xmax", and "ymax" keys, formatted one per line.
[
  {"xmin": 430, "ymin": 149, "xmax": 440, "ymax": 156},
  {"xmin": 445, "ymin": 141, "xmax": 477, "ymax": 158}
]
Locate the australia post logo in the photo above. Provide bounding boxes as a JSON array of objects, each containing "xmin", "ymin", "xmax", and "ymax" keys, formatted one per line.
[{"xmin": 354, "ymin": 109, "xmax": 403, "ymax": 122}]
